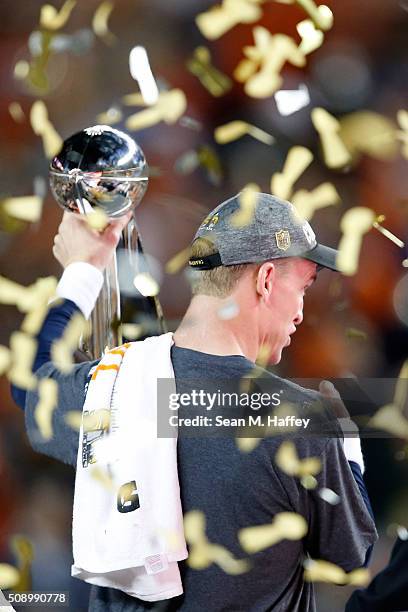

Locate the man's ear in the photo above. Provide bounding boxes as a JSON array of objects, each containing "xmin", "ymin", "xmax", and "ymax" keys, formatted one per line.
[{"xmin": 256, "ymin": 261, "xmax": 276, "ymax": 301}]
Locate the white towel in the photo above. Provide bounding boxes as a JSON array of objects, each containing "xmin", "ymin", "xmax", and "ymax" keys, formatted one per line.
[{"xmin": 71, "ymin": 332, "xmax": 188, "ymax": 601}]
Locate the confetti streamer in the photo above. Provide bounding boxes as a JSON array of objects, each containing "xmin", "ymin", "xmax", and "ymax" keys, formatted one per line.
[
  {"xmin": 372, "ymin": 215, "xmax": 405, "ymax": 248},
  {"xmin": 2, "ymin": 195, "xmax": 43, "ymax": 223},
  {"xmin": 0, "ymin": 565, "xmax": 19, "ymax": 590},
  {"xmin": 291, "ymin": 182, "xmax": 340, "ymax": 221},
  {"xmin": 165, "ymin": 247, "xmax": 191, "ymax": 274},
  {"xmin": 274, "ymin": 83, "xmax": 310, "ymax": 116},
  {"xmin": 237, "ymin": 28, "xmax": 306, "ymax": 98},
  {"xmin": 90, "ymin": 465, "xmax": 116, "ymax": 492},
  {"xmin": 239, "ymin": 512, "xmax": 308, "ymax": 553},
  {"xmin": 336, "ymin": 207, "xmax": 376, "ymax": 276},
  {"xmin": 311, "ymin": 108, "xmax": 352, "ymax": 169},
  {"xmin": 133, "ymin": 273, "xmax": 159, "ymax": 297},
  {"xmin": 297, "ymin": 19, "xmax": 324, "ymax": 55},
  {"xmin": 397, "ymin": 110, "xmax": 408, "ymax": 159},
  {"xmin": 34, "ymin": 378, "xmax": 58, "ymax": 440},
  {"xmin": 125, "ymin": 89, "xmax": 187, "ymax": 131},
  {"xmin": 96, "ymin": 107, "xmax": 122, "ymax": 125},
  {"xmin": 304, "ymin": 559, "xmax": 370, "ymax": 585},
  {"xmin": 339, "ymin": 111, "xmax": 398, "ymax": 162},
  {"xmin": 85, "ymin": 208, "xmax": 109, "ymax": 231},
  {"xmin": 119, "ymin": 323, "xmax": 144, "ymax": 340},
  {"xmin": 187, "ymin": 47, "xmax": 232, "ymax": 97},
  {"xmin": 196, "ymin": 0, "xmax": 263, "ymax": 40},
  {"xmin": 21, "ymin": 277, "xmax": 58, "ymax": 336},
  {"xmin": 270, "ymin": 146, "xmax": 313, "ymax": 200},
  {"xmin": 51, "ymin": 313, "xmax": 89, "ymax": 373},
  {"xmin": 122, "ymin": 93, "xmax": 147, "ymax": 106},
  {"xmin": 8, "ymin": 102, "xmax": 25, "ymax": 123},
  {"xmin": 129, "ymin": 46, "xmax": 159, "ymax": 105},
  {"xmin": 275, "ymin": 440, "xmax": 321, "ymax": 477},
  {"xmin": 92, "ymin": 1, "xmax": 115, "ymax": 44},
  {"xmin": 230, "ymin": 183, "xmax": 260, "ymax": 227},
  {"xmin": 345, "ymin": 327, "xmax": 368, "ymax": 341},
  {"xmin": 184, "ymin": 510, "xmax": 250, "ymax": 574},
  {"xmin": 214, "ymin": 120, "xmax": 274, "ymax": 145},
  {"xmin": 368, "ymin": 360, "xmax": 408, "ymax": 438},
  {"xmin": 30, "ymin": 100, "xmax": 62, "ymax": 158},
  {"xmin": 278, "ymin": 0, "xmax": 333, "ymax": 30},
  {"xmin": 318, "ymin": 488, "xmax": 341, "ymax": 505},
  {"xmin": 40, "ymin": 0, "xmax": 76, "ymax": 31},
  {"xmin": 8, "ymin": 332, "xmax": 38, "ymax": 390}
]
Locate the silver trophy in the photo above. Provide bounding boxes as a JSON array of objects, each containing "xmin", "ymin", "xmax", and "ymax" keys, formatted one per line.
[{"xmin": 49, "ymin": 124, "xmax": 165, "ymax": 359}]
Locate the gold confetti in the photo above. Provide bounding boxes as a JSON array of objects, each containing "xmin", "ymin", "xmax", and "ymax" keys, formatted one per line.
[
  {"xmin": 0, "ymin": 275, "xmax": 56, "ymax": 313},
  {"xmin": 21, "ymin": 277, "xmax": 58, "ymax": 336},
  {"xmin": 65, "ymin": 409, "xmax": 111, "ymax": 432},
  {"xmin": 133, "ymin": 273, "xmax": 159, "ymax": 297},
  {"xmin": 311, "ymin": 107, "xmax": 352, "ymax": 169},
  {"xmin": 8, "ymin": 102, "xmax": 25, "ymax": 123},
  {"xmin": 196, "ymin": 0, "xmax": 263, "ymax": 40},
  {"xmin": 34, "ymin": 378, "xmax": 58, "ymax": 440},
  {"xmin": 85, "ymin": 208, "xmax": 109, "ymax": 231},
  {"xmin": 30, "ymin": 101, "xmax": 63, "ymax": 158},
  {"xmin": 236, "ymin": 402, "xmax": 300, "ymax": 452},
  {"xmin": 51, "ymin": 313, "xmax": 89, "ymax": 373},
  {"xmin": 0, "ymin": 564, "xmax": 20, "ymax": 589},
  {"xmin": 125, "ymin": 89, "xmax": 187, "ymax": 131},
  {"xmin": 92, "ymin": 1, "xmax": 115, "ymax": 44},
  {"xmin": 187, "ymin": 47, "xmax": 232, "ymax": 97},
  {"xmin": 275, "ymin": 440, "xmax": 321, "ymax": 477},
  {"xmin": 239, "ymin": 512, "xmax": 308, "ymax": 553},
  {"xmin": 165, "ymin": 247, "xmax": 191, "ymax": 274},
  {"xmin": 8, "ymin": 332, "xmax": 38, "ymax": 390},
  {"xmin": 372, "ymin": 215, "xmax": 405, "ymax": 248},
  {"xmin": 339, "ymin": 111, "xmax": 398, "ymax": 162},
  {"xmin": 396, "ymin": 109, "xmax": 408, "ymax": 159},
  {"xmin": 122, "ymin": 93, "xmax": 147, "ymax": 106},
  {"xmin": 368, "ymin": 360, "xmax": 408, "ymax": 438},
  {"xmin": 230, "ymin": 184, "xmax": 260, "ymax": 227},
  {"xmin": 291, "ymin": 182, "xmax": 340, "ymax": 221},
  {"xmin": 184, "ymin": 511, "xmax": 250, "ymax": 574},
  {"xmin": 271, "ymin": 146, "xmax": 313, "ymax": 200},
  {"xmin": 336, "ymin": 207, "xmax": 376, "ymax": 276},
  {"xmin": 40, "ymin": 0, "xmax": 76, "ymax": 31},
  {"xmin": 345, "ymin": 327, "xmax": 368, "ymax": 340},
  {"xmin": 237, "ymin": 28, "xmax": 306, "ymax": 98},
  {"xmin": 304, "ymin": 559, "xmax": 370, "ymax": 586},
  {"xmin": 2, "ymin": 195, "xmax": 43, "ymax": 223},
  {"xmin": 215, "ymin": 120, "xmax": 274, "ymax": 145},
  {"xmin": 96, "ymin": 107, "xmax": 122, "ymax": 125},
  {"xmin": 119, "ymin": 323, "xmax": 144, "ymax": 340},
  {"xmin": 90, "ymin": 465, "xmax": 116, "ymax": 492},
  {"xmin": 297, "ymin": 19, "xmax": 324, "ymax": 55},
  {"xmin": 278, "ymin": 0, "xmax": 333, "ymax": 30},
  {"xmin": 403, "ymin": 259, "xmax": 408, "ymax": 268}
]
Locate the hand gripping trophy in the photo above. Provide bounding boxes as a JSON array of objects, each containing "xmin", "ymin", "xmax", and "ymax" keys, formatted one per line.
[{"xmin": 49, "ymin": 124, "xmax": 166, "ymax": 359}]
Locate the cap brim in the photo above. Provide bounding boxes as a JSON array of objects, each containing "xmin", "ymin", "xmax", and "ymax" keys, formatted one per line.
[{"xmin": 302, "ymin": 243, "xmax": 339, "ymax": 271}]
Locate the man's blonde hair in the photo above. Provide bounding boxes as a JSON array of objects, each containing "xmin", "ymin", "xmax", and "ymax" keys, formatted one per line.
[
  {"xmin": 189, "ymin": 238, "xmax": 255, "ymax": 297},
  {"xmin": 189, "ymin": 238, "xmax": 293, "ymax": 298}
]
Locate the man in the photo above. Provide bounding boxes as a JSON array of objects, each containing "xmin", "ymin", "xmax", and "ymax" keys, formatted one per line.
[{"xmin": 12, "ymin": 193, "xmax": 377, "ymax": 611}]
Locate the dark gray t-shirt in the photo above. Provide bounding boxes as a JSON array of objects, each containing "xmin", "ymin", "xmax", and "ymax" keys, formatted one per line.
[{"xmin": 25, "ymin": 346, "xmax": 377, "ymax": 612}]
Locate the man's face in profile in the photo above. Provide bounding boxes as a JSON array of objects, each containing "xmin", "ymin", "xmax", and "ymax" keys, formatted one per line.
[{"xmin": 265, "ymin": 258, "xmax": 317, "ymax": 364}]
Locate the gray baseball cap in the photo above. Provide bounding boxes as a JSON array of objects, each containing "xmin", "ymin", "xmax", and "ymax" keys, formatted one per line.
[{"xmin": 189, "ymin": 192, "xmax": 338, "ymax": 271}]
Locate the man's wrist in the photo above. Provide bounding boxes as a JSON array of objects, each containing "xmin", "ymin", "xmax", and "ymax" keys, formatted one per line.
[{"xmin": 51, "ymin": 262, "xmax": 104, "ymax": 319}]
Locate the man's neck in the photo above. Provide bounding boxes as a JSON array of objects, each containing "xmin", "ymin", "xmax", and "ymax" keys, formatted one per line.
[{"xmin": 173, "ymin": 296, "xmax": 260, "ymax": 362}]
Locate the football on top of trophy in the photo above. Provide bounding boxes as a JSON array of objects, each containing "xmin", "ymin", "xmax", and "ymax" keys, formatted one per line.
[{"xmin": 49, "ymin": 125, "xmax": 149, "ymax": 217}]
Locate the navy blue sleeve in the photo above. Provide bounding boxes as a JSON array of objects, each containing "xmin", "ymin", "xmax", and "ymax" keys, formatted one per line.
[
  {"xmin": 348, "ymin": 460, "xmax": 375, "ymax": 567},
  {"xmin": 10, "ymin": 299, "xmax": 82, "ymax": 409}
]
